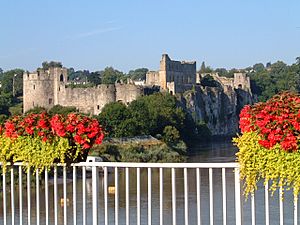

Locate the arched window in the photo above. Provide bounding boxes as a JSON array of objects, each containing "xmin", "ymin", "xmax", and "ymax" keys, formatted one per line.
[{"xmin": 60, "ymin": 74, "xmax": 64, "ymax": 82}]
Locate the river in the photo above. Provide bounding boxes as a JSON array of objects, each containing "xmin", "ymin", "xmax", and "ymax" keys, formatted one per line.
[{"xmin": 0, "ymin": 141, "xmax": 297, "ymax": 224}]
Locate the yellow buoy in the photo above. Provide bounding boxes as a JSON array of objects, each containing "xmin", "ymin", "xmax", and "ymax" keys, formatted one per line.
[
  {"xmin": 60, "ymin": 198, "xmax": 70, "ymax": 206},
  {"xmin": 108, "ymin": 186, "xmax": 115, "ymax": 194}
]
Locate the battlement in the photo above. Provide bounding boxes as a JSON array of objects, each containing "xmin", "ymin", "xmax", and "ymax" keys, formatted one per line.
[{"xmin": 24, "ymin": 67, "xmax": 68, "ymax": 81}]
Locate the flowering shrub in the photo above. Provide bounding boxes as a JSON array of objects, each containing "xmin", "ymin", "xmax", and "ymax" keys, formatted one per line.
[
  {"xmin": 0, "ymin": 112, "xmax": 104, "ymax": 171},
  {"xmin": 234, "ymin": 92, "xmax": 300, "ymax": 196}
]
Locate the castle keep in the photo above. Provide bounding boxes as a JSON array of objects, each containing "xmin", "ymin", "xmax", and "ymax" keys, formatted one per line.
[
  {"xmin": 146, "ymin": 54, "xmax": 196, "ymax": 94},
  {"xmin": 23, "ymin": 67, "xmax": 144, "ymax": 114}
]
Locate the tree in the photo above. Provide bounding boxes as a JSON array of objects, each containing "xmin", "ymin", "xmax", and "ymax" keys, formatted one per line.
[
  {"xmin": 87, "ymin": 72, "xmax": 101, "ymax": 85},
  {"xmin": 163, "ymin": 126, "xmax": 180, "ymax": 145},
  {"xmin": 48, "ymin": 105, "xmax": 77, "ymax": 116},
  {"xmin": 200, "ymin": 61, "xmax": 206, "ymax": 73},
  {"xmin": 67, "ymin": 67, "xmax": 75, "ymax": 75},
  {"xmin": 0, "ymin": 69, "xmax": 24, "ymax": 96},
  {"xmin": 139, "ymin": 93, "xmax": 186, "ymax": 135},
  {"xmin": 253, "ymin": 63, "xmax": 265, "ymax": 72},
  {"xmin": 215, "ymin": 68, "xmax": 229, "ymax": 77},
  {"xmin": 0, "ymin": 93, "xmax": 13, "ymax": 115},
  {"xmin": 0, "ymin": 68, "xmax": 3, "ymax": 74},
  {"xmin": 42, "ymin": 61, "xmax": 62, "ymax": 70},
  {"xmin": 127, "ymin": 68, "xmax": 148, "ymax": 81},
  {"xmin": 97, "ymin": 102, "xmax": 130, "ymax": 137},
  {"xmin": 296, "ymin": 57, "xmax": 300, "ymax": 65},
  {"xmin": 97, "ymin": 93, "xmax": 186, "ymax": 139},
  {"xmin": 200, "ymin": 75, "xmax": 220, "ymax": 87},
  {"xmin": 101, "ymin": 67, "xmax": 125, "ymax": 84}
]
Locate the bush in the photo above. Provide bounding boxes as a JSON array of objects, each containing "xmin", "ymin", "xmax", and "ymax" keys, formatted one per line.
[
  {"xmin": 163, "ymin": 126, "xmax": 180, "ymax": 145},
  {"xmin": 93, "ymin": 142, "xmax": 185, "ymax": 163},
  {"xmin": 25, "ymin": 106, "xmax": 46, "ymax": 114},
  {"xmin": 48, "ymin": 105, "xmax": 77, "ymax": 116}
]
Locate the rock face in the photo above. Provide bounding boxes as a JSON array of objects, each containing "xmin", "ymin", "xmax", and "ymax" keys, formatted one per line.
[{"xmin": 181, "ymin": 85, "xmax": 253, "ymax": 136}]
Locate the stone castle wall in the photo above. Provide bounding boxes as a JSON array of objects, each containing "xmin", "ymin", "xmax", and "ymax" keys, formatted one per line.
[{"xmin": 23, "ymin": 68, "xmax": 146, "ymax": 114}]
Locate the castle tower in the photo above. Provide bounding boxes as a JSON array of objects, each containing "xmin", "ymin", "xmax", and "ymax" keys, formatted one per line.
[
  {"xmin": 233, "ymin": 72, "xmax": 251, "ymax": 93},
  {"xmin": 159, "ymin": 54, "xmax": 170, "ymax": 90},
  {"xmin": 23, "ymin": 67, "xmax": 68, "ymax": 113},
  {"xmin": 48, "ymin": 67, "xmax": 68, "ymax": 105}
]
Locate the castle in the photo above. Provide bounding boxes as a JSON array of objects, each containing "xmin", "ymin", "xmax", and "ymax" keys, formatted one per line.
[
  {"xmin": 146, "ymin": 54, "xmax": 251, "ymax": 94},
  {"xmin": 23, "ymin": 54, "xmax": 251, "ymax": 114},
  {"xmin": 146, "ymin": 54, "xmax": 196, "ymax": 94},
  {"xmin": 23, "ymin": 67, "xmax": 145, "ymax": 114}
]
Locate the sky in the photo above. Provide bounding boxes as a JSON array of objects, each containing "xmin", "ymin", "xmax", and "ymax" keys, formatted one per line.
[{"xmin": 0, "ymin": 0, "xmax": 300, "ymax": 72}]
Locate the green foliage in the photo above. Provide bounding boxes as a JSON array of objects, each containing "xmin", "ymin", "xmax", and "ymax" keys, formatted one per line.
[
  {"xmin": 249, "ymin": 60, "xmax": 300, "ymax": 101},
  {"xmin": 9, "ymin": 103, "xmax": 23, "ymax": 116},
  {"xmin": 214, "ymin": 68, "xmax": 230, "ymax": 77},
  {"xmin": 68, "ymin": 69, "xmax": 90, "ymax": 83},
  {"xmin": 163, "ymin": 126, "xmax": 180, "ymax": 145},
  {"xmin": 25, "ymin": 106, "xmax": 46, "ymax": 114},
  {"xmin": 65, "ymin": 83, "xmax": 95, "ymax": 88},
  {"xmin": 253, "ymin": 63, "xmax": 265, "ymax": 72},
  {"xmin": 0, "ymin": 115, "xmax": 8, "ymax": 124},
  {"xmin": 196, "ymin": 121, "xmax": 211, "ymax": 138},
  {"xmin": 94, "ymin": 142, "xmax": 185, "ymax": 162},
  {"xmin": 97, "ymin": 102, "xmax": 130, "ymax": 137},
  {"xmin": 0, "ymin": 93, "xmax": 13, "ymax": 115},
  {"xmin": 0, "ymin": 135, "xmax": 80, "ymax": 172},
  {"xmin": 234, "ymin": 131, "xmax": 300, "ymax": 197},
  {"xmin": 200, "ymin": 61, "xmax": 206, "ymax": 73},
  {"xmin": 140, "ymin": 93, "xmax": 186, "ymax": 135},
  {"xmin": 0, "ymin": 69, "xmax": 24, "ymax": 96},
  {"xmin": 48, "ymin": 105, "xmax": 77, "ymax": 116},
  {"xmin": 87, "ymin": 72, "xmax": 101, "ymax": 85},
  {"xmin": 127, "ymin": 68, "xmax": 148, "ymax": 81},
  {"xmin": 41, "ymin": 61, "xmax": 62, "ymax": 70},
  {"xmin": 97, "ymin": 93, "xmax": 187, "ymax": 140},
  {"xmin": 200, "ymin": 74, "xmax": 220, "ymax": 87},
  {"xmin": 101, "ymin": 67, "xmax": 125, "ymax": 84}
]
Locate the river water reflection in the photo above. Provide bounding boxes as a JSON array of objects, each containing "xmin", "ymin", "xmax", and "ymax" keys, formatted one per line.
[{"xmin": 0, "ymin": 141, "xmax": 298, "ymax": 224}]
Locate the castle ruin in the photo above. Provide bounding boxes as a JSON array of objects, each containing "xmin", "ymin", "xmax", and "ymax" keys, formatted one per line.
[
  {"xmin": 146, "ymin": 54, "xmax": 251, "ymax": 94},
  {"xmin": 23, "ymin": 54, "xmax": 252, "ymax": 115},
  {"xmin": 23, "ymin": 67, "xmax": 145, "ymax": 114},
  {"xmin": 146, "ymin": 54, "xmax": 196, "ymax": 94}
]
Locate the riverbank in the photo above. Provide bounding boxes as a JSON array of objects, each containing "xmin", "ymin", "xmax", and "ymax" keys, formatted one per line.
[{"xmin": 90, "ymin": 135, "xmax": 186, "ymax": 162}]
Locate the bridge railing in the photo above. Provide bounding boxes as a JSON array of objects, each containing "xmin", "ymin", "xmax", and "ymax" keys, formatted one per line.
[{"xmin": 0, "ymin": 162, "xmax": 297, "ymax": 225}]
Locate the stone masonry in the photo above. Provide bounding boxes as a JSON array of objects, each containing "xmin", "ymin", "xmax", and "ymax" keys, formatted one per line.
[{"xmin": 23, "ymin": 67, "xmax": 145, "ymax": 114}]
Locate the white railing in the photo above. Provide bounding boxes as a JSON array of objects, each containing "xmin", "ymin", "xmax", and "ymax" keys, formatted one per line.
[{"xmin": 0, "ymin": 162, "xmax": 298, "ymax": 225}]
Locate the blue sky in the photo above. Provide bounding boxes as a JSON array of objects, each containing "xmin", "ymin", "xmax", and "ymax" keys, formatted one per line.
[{"xmin": 0, "ymin": 0, "xmax": 299, "ymax": 72}]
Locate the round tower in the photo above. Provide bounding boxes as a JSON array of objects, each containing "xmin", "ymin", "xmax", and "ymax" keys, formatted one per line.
[{"xmin": 23, "ymin": 69, "xmax": 55, "ymax": 113}]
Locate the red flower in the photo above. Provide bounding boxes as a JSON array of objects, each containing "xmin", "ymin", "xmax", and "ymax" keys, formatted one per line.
[
  {"xmin": 240, "ymin": 92, "xmax": 300, "ymax": 152},
  {"xmin": 1, "ymin": 112, "xmax": 105, "ymax": 152}
]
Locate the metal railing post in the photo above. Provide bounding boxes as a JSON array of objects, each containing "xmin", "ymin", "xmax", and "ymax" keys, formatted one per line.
[
  {"xmin": 92, "ymin": 165, "xmax": 99, "ymax": 225},
  {"xmin": 235, "ymin": 167, "xmax": 242, "ymax": 225}
]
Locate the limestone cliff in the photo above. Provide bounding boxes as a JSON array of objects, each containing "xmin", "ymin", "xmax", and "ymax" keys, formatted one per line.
[{"xmin": 180, "ymin": 85, "xmax": 253, "ymax": 136}]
